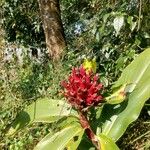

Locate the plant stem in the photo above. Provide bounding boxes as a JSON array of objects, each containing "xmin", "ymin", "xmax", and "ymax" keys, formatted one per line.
[{"xmin": 78, "ymin": 110, "xmax": 100, "ymax": 150}]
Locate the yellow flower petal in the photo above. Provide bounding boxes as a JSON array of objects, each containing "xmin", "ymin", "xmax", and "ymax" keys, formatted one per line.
[{"xmin": 83, "ymin": 58, "xmax": 96, "ymax": 73}]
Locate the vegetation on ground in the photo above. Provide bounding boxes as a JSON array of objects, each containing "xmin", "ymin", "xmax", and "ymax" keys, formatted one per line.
[{"xmin": 0, "ymin": 0, "xmax": 150, "ymax": 149}]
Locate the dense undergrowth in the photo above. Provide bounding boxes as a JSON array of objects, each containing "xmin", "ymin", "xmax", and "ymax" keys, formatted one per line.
[
  {"xmin": 0, "ymin": 48, "xmax": 149, "ymax": 149},
  {"xmin": 0, "ymin": 0, "xmax": 150, "ymax": 149}
]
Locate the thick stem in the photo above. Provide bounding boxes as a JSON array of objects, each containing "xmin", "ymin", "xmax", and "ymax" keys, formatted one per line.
[{"xmin": 78, "ymin": 111, "xmax": 100, "ymax": 150}]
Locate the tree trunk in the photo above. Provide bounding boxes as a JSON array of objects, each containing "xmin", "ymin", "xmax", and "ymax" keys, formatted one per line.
[{"xmin": 38, "ymin": 0, "xmax": 66, "ymax": 61}]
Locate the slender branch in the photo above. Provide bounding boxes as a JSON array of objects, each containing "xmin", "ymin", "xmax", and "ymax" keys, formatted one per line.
[{"xmin": 78, "ymin": 110, "xmax": 101, "ymax": 150}]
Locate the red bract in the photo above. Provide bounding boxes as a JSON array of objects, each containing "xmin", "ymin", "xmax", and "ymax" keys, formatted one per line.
[{"xmin": 61, "ymin": 66, "xmax": 103, "ymax": 110}]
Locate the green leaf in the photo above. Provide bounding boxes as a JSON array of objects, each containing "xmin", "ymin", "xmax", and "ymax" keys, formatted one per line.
[
  {"xmin": 98, "ymin": 134, "xmax": 120, "ymax": 150},
  {"xmin": 34, "ymin": 123, "xmax": 84, "ymax": 150},
  {"xmin": 113, "ymin": 48, "xmax": 150, "ymax": 92},
  {"xmin": 98, "ymin": 48, "xmax": 150, "ymax": 141},
  {"xmin": 105, "ymin": 84, "xmax": 127, "ymax": 104},
  {"xmin": 7, "ymin": 98, "xmax": 78, "ymax": 135},
  {"xmin": 127, "ymin": 16, "xmax": 137, "ymax": 31},
  {"xmin": 113, "ymin": 16, "xmax": 124, "ymax": 36}
]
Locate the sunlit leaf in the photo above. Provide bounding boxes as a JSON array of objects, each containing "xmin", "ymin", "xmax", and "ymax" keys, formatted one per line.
[
  {"xmin": 34, "ymin": 122, "xmax": 84, "ymax": 150},
  {"xmin": 98, "ymin": 134, "xmax": 119, "ymax": 150},
  {"xmin": 105, "ymin": 84, "xmax": 127, "ymax": 104},
  {"xmin": 7, "ymin": 98, "xmax": 78, "ymax": 135},
  {"xmin": 97, "ymin": 48, "xmax": 150, "ymax": 141}
]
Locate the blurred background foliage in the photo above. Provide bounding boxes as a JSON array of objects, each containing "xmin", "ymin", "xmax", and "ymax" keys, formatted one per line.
[{"xmin": 0, "ymin": 0, "xmax": 150, "ymax": 149}]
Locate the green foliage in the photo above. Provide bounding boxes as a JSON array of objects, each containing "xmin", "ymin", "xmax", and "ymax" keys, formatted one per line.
[
  {"xmin": 2, "ymin": 0, "xmax": 150, "ymax": 55},
  {"xmin": 61, "ymin": 0, "xmax": 150, "ymax": 84},
  {"xmin": 34, "ymin": 123, "xmax": 84, "ymax": 150},
  {"xmin": 117, "ymin": 107, "xmax": 150, "ymax": 149},
  {"xmin": 105, "ymin": 84, "xmax": 127, "ymax": 104},
  {"xmin": 0, "ymin": 46, "xmax": 81, "ymax": 149},
  {"xmin": 97, "ymin": 48, "xmax": 150, "ymax": 141},
  {"xmin": 1, "ymin": 0, "xmax": 150, "ymax": 149},
  {"xmin": 7, "ymin": 98, "xmax": 78, "ymax": 135},
  {"xmin": 2, "ymin": 0, "xmax": 45, "ymax": 46},
  {"xmin": 6, "ymin": 48, "xmax": 150, "ymax": 149},
  {"xmin": 98, "ymin": 134, "xmax": 119, "ymax": 150}
]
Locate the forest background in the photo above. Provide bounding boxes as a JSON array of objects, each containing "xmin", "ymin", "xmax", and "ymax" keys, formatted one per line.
[{"xmin": 0, "ymin": 0, "xmax": 150, "ymax": 149}]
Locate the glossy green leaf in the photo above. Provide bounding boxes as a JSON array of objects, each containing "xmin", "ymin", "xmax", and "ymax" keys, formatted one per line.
[
  {"xmin": 113, "ymin": 48, "xmax": 150, "ymax": 92},
  {"xmin": 34, "ymin": 123, "xmax": 84, "ymax": 150},
  {"xmin": 98, "ymin": 134, "xmax": 119, "ymax": 150},
  {"xmin": 98, "ymin": 48, "xmax": 150, "ymax": 141},
  {"xmin": 7, "ymin": 98, "xmax": 78, "ymax": 135}
]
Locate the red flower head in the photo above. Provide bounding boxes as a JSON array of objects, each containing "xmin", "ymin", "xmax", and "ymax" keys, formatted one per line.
[{"xmin": 61, "ymin": 65, "xmax": 103, "ymax": 110}]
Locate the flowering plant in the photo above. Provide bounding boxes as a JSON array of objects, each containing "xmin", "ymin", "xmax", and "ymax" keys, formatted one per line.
[
  {"xmin": 61, "ymin": 64, "xmax": 104, "ymax": 149},
  {"xmin": 7, "ymin": 49, "xmax": 150, "ymax": 150},
  {"xmin": 61, "ymin": 65, "xmax": 103, "ymax": 111}
]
